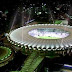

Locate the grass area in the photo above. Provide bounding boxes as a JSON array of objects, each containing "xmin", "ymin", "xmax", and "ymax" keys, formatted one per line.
[
  {"xmin": 37, "ymin": 36, "xmax": 60, "ymax": 39},
  {"xmin": 0, "ymin": 46, "xmax": 12, "ymax": 61},
  {"xmin": 36, "ymin": 20, "xmax": 62, "ymax": 24},
  {"xmin": 54, "ymin": 20, "xmax": 62, "ymax": 24}
]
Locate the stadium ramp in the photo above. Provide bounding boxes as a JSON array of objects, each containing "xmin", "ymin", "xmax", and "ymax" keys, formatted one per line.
[
  {"xmin": 10, "ymin": 51, "xmax": 44, "ymax": 72},
  {"xmin": 21, "ymin": 51, "xmax": 44, "ymax": 72}
]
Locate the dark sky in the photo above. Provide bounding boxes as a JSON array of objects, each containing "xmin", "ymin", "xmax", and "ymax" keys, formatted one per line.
[
  {"xmin": 0, "ymin": 0, "xmax": 72, "ymax": 12},
  {"xmin": 0, "ymin": 0, "xmax": 21, "ymax": 11}
]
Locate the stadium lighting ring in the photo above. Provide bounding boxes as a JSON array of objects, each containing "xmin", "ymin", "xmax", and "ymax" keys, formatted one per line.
[
  {"xmin": 7, "ymin": 24, "xmax": 72, "ymax": 54},
  {"xmin": 0, "ymin": 46, "xmax": 13, "ymax": 67}
]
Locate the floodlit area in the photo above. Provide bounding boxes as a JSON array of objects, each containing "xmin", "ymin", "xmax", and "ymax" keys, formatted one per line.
[
  {"xmin": 28, "ymin": 28, "xmax": 69, "ymax": 39},
  {"xmin": 8, "ymin": 24, "xmax": 72, "ymax": 51},
  {"xmin": 1, "ymin": 0, "xmax": 72, "ymax": 72}
]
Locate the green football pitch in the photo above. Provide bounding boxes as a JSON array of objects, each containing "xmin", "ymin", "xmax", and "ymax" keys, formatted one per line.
[{"xmin": 37, "ymin": 36, "xmax": 60, "ymax": 39}]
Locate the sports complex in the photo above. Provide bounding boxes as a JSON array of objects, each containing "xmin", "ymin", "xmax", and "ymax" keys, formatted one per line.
[
  {"xmin": 0, "ymin": 46, "xmax": 13, "ymax": 67},
  {"xmin": 0, "ymin": 1, "xmax": 72, "ymax": 72},
  {"xmin": 8, "ymin": 24, "xmax": 72, "ymax": 52},
  {"xmin": 6, "ymin": 24, "xmax": 72, "ymax": 72}
]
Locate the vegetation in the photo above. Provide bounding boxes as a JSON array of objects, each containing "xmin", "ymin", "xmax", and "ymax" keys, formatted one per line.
[{"xmin": 54, "ymin": 20, "xmax": 62, "ymax": 24}]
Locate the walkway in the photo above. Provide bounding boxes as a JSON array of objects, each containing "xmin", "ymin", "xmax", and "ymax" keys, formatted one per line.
[{"xmin": 11, "ymin": 51, "xmax": 44, "ymax": 72}]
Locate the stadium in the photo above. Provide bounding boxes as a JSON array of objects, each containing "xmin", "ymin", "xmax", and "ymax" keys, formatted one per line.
[
  {"xmin": 0, "ymin": 46, "xmax": 13, "ymax": 67},
  {"xmin": 1, "ymin": 0, "xmax": 72, "ymax": 72},
  {"xmin": 7, "ymin": 24, "xmax": 72, "ymax": 56}
]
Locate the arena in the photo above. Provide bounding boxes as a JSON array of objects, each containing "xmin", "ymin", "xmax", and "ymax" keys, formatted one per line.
[
  {"xmin": 8, "ymin": 24, "xmax": 72, "ymax": 51},
  {"xmin": 0, "ymin": 46, "xmax": 13, "ymax": 67},
  {"xmin": 1, "ymin": 0, "xmax": 72, "ymax": 71}
]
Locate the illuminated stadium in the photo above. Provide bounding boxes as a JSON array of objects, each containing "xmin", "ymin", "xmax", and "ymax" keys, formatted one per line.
[
  {"xmin": 0, "ymin": 46, "xmax": 13, "ymax": 67},
  {"xmin": 1, "ymin": 0, "xmax": 72, "ymax": 72},
  {"xmin": 7, "ymin": 24, "xmax": 72, "ymax": 54}
]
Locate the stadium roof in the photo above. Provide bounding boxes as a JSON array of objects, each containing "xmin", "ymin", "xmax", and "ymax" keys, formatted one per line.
[{"xmin": 8, "ymin": 24, "xmax": 72, "ymax": 51}]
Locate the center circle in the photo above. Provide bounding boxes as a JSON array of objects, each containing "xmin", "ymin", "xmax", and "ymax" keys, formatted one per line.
[{"xmin": 28, "ymin": 28, "xmax": 69, "ymax": 39}]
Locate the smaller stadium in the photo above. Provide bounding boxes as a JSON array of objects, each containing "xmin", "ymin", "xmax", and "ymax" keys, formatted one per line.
[{"xmin": 0, "ymin": 46, "xmax": 13, "ymax": 67}]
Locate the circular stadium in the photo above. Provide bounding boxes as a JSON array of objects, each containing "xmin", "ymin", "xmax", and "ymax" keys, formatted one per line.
[
  {"xmin": 7, "ymin": 24, "xmax": 72, "ymax": 56},
  {"xmin": 0, "ymin": 46, "xmax": 13, "ymax": 67}
]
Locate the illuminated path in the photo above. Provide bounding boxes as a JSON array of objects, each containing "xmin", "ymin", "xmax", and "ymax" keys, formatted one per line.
[{"xmin": 11, "ymin": 51, "xmax": 44, "ymax": 72}]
